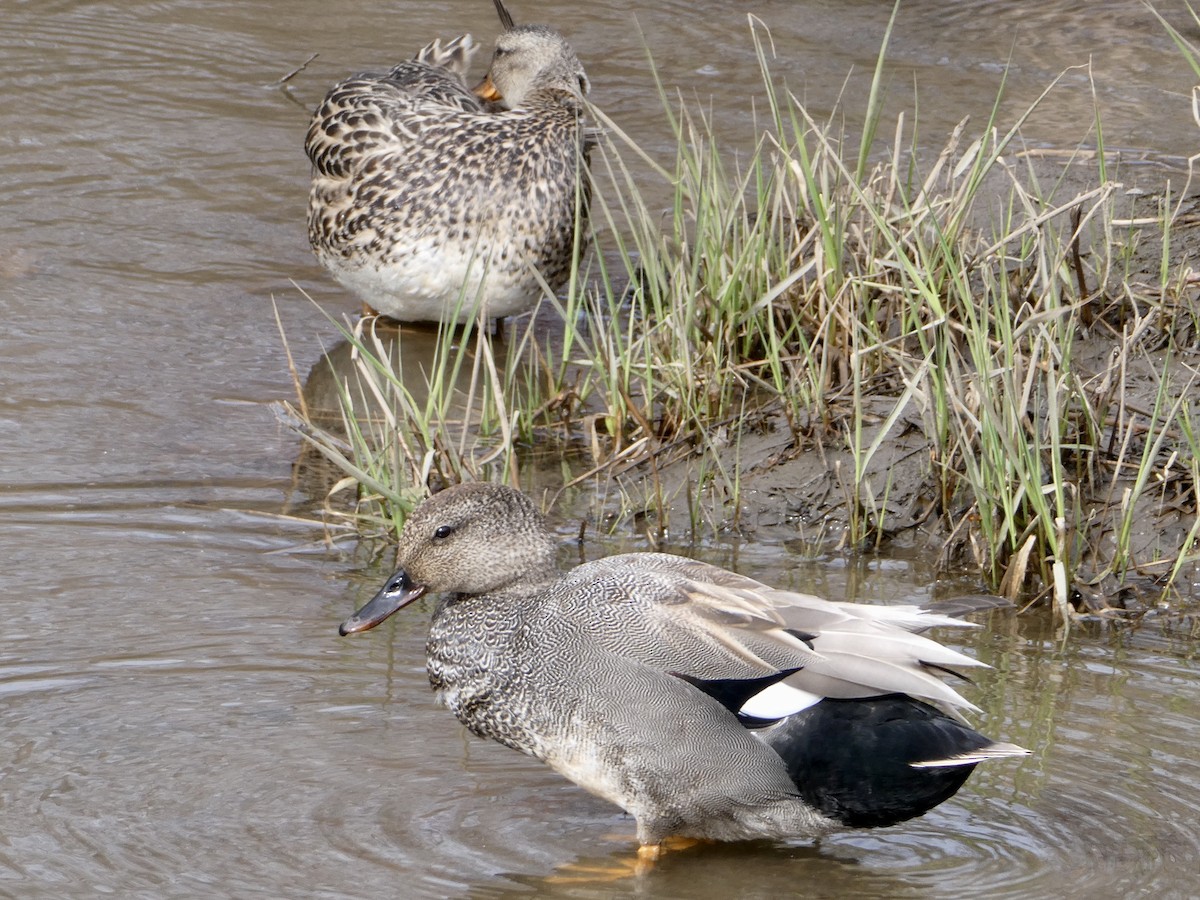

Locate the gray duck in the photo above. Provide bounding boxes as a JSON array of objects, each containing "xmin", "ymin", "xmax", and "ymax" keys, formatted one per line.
[
  {"xmin": 305, "ymin": 1, "xmax": 591, "ymax": 323},
  {"xmin": 340, "ymin": 483, "xmax": 1028, "ymax": 858}
]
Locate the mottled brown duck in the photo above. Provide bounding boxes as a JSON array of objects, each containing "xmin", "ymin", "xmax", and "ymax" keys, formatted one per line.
[{"xmin": 305, "ymin": 3, "xmax": 590, "ymax": 323}]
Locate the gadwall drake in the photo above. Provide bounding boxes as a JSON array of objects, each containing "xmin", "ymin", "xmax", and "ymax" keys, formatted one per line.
[
  {"xmin": 341, "ymin": 483, "xmax": 1028, "ymax": 857},
  {"xmin": 305, "ymin": 1, "xmax": 591, "ymax": 323}
]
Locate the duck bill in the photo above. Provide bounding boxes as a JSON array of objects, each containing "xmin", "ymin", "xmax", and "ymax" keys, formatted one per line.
[
  {"xmin": 473, "ymin": 74, "xmax": 502, "ymax": 102},
  {"xmin": 339, "ymin": 573, "xmax": 427, "ymax": 636}
]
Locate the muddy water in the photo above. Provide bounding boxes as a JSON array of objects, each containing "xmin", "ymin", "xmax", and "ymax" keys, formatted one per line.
[{"xmin": 2, "ymin": 1, "xmax": 1199, "ymax": 896}]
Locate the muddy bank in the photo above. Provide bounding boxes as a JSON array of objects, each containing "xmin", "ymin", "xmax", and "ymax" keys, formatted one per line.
[{"xmin": 589, "ymin": 161, "xmax": 1200, "ymax": 616}]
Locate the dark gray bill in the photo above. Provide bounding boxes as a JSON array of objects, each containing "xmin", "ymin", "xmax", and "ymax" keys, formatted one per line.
[{"xmin": 339, "ymin": 570, "xmax": 427, "ymax": 635}]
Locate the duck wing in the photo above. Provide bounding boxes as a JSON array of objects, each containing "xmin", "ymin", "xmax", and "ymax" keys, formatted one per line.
[
  {"xmin": 305, "ymin": 36, "xmax": 483, "ymax": 179},
  {"xmin": 555, "ymin": 553, "xmax": 987, "ymax": 720},
  {"xmin": 553, "ymin": 554, "xmax": 821, "ymax": 679}
]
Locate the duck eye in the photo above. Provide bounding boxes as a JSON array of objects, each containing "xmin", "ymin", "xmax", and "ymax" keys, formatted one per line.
[{"xmin": 432, "ymin": 524, "xmax": 455, "ymax": 540}]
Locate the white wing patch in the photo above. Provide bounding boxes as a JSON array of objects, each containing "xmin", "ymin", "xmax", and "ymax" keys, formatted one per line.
[{"xmin": 739, "ymin": 682, "xmax": 823, "ymax": 719}]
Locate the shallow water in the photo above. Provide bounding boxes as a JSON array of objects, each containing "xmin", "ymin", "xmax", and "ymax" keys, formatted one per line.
[{"xmin": 2, "ymin": 1, "xmax": 1199, "ymax": 896}]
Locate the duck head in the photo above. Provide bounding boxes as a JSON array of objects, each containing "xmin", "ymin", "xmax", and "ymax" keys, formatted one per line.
[
  {"xmin": 473, "ymin": 13, "xmax": 589, "ymax": 108},
  {"xmin": 339, "ymin": 483, "xmax": 559, "ymax": 635}
]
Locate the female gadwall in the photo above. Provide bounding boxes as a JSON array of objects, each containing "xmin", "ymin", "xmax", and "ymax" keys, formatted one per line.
[
  {"xmin": 305, "ymin": 1, "xmax": 591, "ymax": 323},
  {"xmin": 341, "ymin": 483, "xmax": 1028, "ymax": 857}
]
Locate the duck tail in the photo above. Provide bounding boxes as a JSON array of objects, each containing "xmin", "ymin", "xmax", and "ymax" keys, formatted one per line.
[
  {"xmin": 759, "ymin": 695, "xmax": 1028, "ymax": 828},
  {"xmin": 415, "ymin": 35, "xmax": 479, "ymax": 78},
  {"xmin": 910, "ymin": 740, "xmax": 1030, "ymax": 768}
]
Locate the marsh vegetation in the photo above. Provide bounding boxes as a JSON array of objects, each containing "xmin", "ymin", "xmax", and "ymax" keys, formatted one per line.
[{"xmin": 280, "ymin": 13, "xmax": 1200, "ymax": 622}]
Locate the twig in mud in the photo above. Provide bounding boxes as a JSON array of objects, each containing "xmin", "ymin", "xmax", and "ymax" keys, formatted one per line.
[
  {"xmin": 274, "ymin": 401, "xmax": 355, "ymax": 456},
  {"xmin": 1069, "ymin": 205, "xmax": 1092, "ymax": 325},
  {"xmin": 277, "ymin": 53, "xmax": 319, "ymax": 86},
  {"xmin": 274, "ymin": 292, "xmax": 309, "ymax": 419}
]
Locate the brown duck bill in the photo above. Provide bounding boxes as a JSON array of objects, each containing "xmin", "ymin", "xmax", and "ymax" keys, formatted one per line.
[
  {"xmin": 338, "ymin": 571, "xmax": 427, "ymax": 636},
  {"xmin": 472, "ymin": 74, "xmax": 502, "ymax": 102}
]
